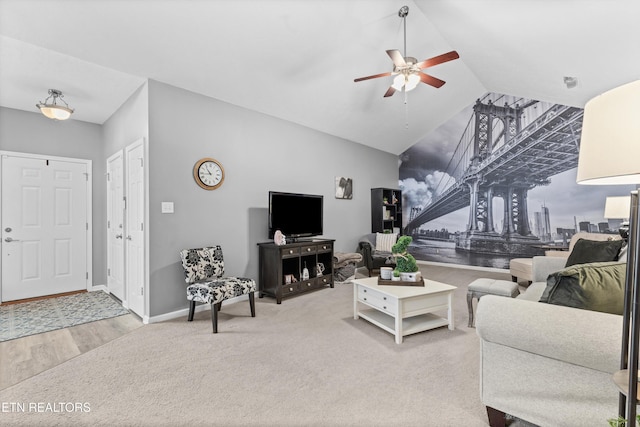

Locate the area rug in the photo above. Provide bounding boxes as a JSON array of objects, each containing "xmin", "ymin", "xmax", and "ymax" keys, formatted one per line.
[{"xmin": 0, "ymin": 291, "xmax": 130, "ymax": 342}]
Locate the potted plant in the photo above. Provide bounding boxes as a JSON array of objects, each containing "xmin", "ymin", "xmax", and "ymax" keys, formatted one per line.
[
  {"xmin": 391, "ymin": 236, "xmax": 421, "ymax": 281},
  {"xmin": 392, "ymin": 269, "xmax": 401, "ymax": 281},
  {"xmin": 608, "ymin": 415, "xmax": 640, "ymax": 426}
]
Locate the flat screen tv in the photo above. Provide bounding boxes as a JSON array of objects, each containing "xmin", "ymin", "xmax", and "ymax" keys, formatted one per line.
[{"xmin": 269, "ymin": 191, "xmax": 323, "ymax": 240}]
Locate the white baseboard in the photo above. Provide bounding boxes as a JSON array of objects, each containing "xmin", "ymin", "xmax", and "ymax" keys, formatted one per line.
[
  {"xmin": 146, "ymin": 292, "xmax": 253, "ymax": 324},
  {"xmin": 417, "ymin": 259, "xmax": 508, "ymax": 274}
]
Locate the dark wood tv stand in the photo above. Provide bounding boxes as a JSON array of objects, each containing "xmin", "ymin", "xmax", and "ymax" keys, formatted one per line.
[{"xmin": 257, "ymin": 239, "xmax": 335, "ymax": 304}]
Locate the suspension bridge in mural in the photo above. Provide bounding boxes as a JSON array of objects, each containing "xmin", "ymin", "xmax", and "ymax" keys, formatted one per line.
[{"xmin": 404, "ymin": 94, "xmax": 584, "ymax": 257}]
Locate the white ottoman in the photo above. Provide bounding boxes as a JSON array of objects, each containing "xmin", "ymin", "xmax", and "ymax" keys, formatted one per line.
[{"xmin": 467, "ymin": 278, "xmax": 520, "ymax": 327}]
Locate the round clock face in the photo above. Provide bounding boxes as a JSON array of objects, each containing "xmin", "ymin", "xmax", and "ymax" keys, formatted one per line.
[{"xmin": 193, "ymin": 158, "xmax": 224, "ymax": 190}]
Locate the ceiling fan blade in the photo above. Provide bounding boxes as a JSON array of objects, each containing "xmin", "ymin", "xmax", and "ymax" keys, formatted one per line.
[
  {"xmin": 416, "ymin": 50, "xmax": 460, "ymax": 69},
  {"xmin": 383, "ymin": 86, "xmax": 397, "ymax": 97},
  {"xmin": 419, "ymin": 72, "xmax": 446, "ymax": 88},
  {"xmin": 386, "ymin": 50, "xmax": 407, "ymax": 67},
  {"xmin": 354, "ymin": 72, "xmax": 392, "ymax": 83}
]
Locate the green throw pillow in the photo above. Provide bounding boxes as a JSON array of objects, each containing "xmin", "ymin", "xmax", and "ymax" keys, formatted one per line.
[
  {"xmin": 564, "ymin": 238, "xmax": 623, "ymax": 267},
  {"xmin": 539, "ymin": 261, "xmax": 626, "ymax": 315}
]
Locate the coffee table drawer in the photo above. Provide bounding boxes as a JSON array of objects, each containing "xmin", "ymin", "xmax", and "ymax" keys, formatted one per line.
[
  {"xmin": 406, "ymin": 292, "xmax": 449, "ymax": 312},
  {"xmin": 358, "ymin": 286, "xmax": 396, "ymax": 315}
]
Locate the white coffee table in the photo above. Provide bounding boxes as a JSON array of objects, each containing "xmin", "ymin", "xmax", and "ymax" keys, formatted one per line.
[{"xmin": 353, "ymin": 277, "xmax": 456, "ymax": 344}]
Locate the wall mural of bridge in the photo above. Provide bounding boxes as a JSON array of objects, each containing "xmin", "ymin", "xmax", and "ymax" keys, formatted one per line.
[{"xmin": 399, "ymin": 93, "xmax": 633, "ymax": 269}]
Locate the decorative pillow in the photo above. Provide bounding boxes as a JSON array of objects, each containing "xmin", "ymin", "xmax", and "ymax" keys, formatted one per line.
[
  {"xmin": 539, "ymin": 261, "xmax": 626, "ymax": 315},
  {"xmin": 564, "ymin": 238, "xmax": 623, "ymax": 267},
  {"xmin": 375, "ymin": 233, "xmax": 397, "ymax": 253},
  {"xmin": 180, "ymin": 246, "xmax": 225, "ymax": 283},
  {"xmin": 618, "ymin": 243, "xmax": 629, "ymax": 263}
]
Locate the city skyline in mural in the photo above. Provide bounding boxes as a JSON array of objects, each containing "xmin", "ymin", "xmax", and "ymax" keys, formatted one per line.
[{"xmin": 399, "ymin": 92, "xmax": 634, "ymax": 268}]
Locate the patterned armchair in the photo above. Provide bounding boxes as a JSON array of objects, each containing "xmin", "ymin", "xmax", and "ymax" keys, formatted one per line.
[{"xmin": 179, "ymin": 246, "xmax": 256, "ymax": 333}]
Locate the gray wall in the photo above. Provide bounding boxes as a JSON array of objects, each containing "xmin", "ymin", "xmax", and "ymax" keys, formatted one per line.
[
  {"xmin": 0, "ymin": 83, "xmax": 400, "ymax": 319},
  {"xmin": 0, "ymin": 107, "xmax": 105, "ymax": 282},
  {"xmin": 147, "ymin": 80, "xmax": 398, "ymax": 316},
  {"xmin": 102, "ymin": 83, "xmax": 149, "ymax": 160}
]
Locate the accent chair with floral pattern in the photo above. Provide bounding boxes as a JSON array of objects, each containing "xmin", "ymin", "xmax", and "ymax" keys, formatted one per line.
[{"xmin": 179, "ymin": 246, "xmax": 256, "ymax": 333}]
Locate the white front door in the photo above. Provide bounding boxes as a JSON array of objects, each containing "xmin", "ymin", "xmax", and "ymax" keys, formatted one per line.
[
  {"xmin": 125, "ymin": 140, "xmax": 145, "ymax": 317},
  {"xmin": 106, "ymin": 150, "xmax": 125, "ymax": 302},
  {"xmin": 1, "ymin": 153, "xmax": 89, "ymax": 302}
]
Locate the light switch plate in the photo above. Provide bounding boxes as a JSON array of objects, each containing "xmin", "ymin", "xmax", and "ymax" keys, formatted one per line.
[{"xmin": 161, "ymin": 202, "xmax": 174, "ymax": 214}]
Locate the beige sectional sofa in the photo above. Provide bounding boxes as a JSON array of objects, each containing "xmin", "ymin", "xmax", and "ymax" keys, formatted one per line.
[{"xmin": 476, "ymin": 255, "xmax": 625, "ymax": 427}]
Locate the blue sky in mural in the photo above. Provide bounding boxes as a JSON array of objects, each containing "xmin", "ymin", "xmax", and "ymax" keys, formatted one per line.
[{"xmin": 399, "ymin": 93, "xmax": 635, "ymax": 236}]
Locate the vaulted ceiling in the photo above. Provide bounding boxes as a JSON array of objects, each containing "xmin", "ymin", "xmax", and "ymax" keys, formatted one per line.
[{"xmin": 1, "ymin": 0, "xmax": 639, "ymax": 155}]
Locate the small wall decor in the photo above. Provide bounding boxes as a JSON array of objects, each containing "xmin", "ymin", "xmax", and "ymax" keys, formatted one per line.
[{"xmin": 335, "ymin": 176, "xmax": 353, "ymax": 199}]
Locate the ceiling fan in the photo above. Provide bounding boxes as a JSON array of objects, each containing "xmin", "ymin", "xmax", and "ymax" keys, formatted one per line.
[{"xmin": 354, "ymin": 5, "xmax": 459, "ymax": 98}]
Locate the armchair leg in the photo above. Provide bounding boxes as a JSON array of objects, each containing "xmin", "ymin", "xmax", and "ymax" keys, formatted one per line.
[
  {"xmin": 211, "ymin": 302, "xmax": 219, "ymax": 333},
  {"xmin": 249, "ymin": 293, "xmax": 256, "ymax": 317},
  {"xmin": 486, "ymin": 406, "xmax": 506, "ymax": 427},
  {"xmin": 187, "ymin": 300, "xmax": 196, "ymax": 321}
]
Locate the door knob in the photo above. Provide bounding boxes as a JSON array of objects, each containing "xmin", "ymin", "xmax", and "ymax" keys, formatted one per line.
[
  {"xmin": 126, "ymin": 236, "xmax": 132, "ymax": 240},
  {"xmin": 4, "ymin": 237, "xmax": 20, "ymax": 242},
  {"xmin": 115, "ymin": 234, "xmax": 123, "ymax": 239}
]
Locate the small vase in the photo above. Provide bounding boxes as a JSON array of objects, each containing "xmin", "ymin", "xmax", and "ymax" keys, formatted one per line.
[{"xmin": 392, "ymin": 275, "xmax": 401, "ymax": 281}]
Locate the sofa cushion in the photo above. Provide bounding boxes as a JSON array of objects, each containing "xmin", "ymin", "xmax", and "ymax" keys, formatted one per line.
[
  {"xmin": 539, "ymin": 261, "xmax": 626, "ymax": 315},
  {"xmin": 375, "ymin": 232, "xmax": 397, "ymax": 253},
  {"xmin": 564, "ymin": 238, "xmax": 623, "ymax": 267},
  {"xmin": 517, "ymin": 282, "xmax": 547, "ymax": 302}
]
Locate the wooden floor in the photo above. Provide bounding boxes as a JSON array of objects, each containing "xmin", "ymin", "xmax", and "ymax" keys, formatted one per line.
[{"xmin": 0, "ymin": 313, "xmax": 143, "ymax": 390}]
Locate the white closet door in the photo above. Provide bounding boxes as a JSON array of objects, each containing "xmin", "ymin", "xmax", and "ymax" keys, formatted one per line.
[
  {"xmin": 125, "ymin": 140, "xmax": 145, "ymax": 317},
  {"xmin": 107, "ymin": 150, "xmax": 126, "ymax": 302}
]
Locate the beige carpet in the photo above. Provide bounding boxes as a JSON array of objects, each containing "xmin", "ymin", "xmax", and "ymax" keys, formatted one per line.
[{"xmin": 0, "ymin": 264, "xmax": 513, "ymax": 426}]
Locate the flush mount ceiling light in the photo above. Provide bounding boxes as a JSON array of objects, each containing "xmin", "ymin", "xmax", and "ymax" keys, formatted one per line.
[{"xmin": 36, "ymin": 89, "xmax": 74, "ymax": 120}]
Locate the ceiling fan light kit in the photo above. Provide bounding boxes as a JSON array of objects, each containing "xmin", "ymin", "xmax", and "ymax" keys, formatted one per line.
[
  {"xmin": 354, "ymin": 6, "xmax": 459, "ymax": 98},
  {"xmin": 36, "ymin": 89, "xmax": 74, "ymax": 120}
]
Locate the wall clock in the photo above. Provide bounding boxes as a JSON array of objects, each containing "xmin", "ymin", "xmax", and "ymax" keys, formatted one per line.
[{"xmin": 193, "ymin": 157, "xmax": 225, "ymax": 190}]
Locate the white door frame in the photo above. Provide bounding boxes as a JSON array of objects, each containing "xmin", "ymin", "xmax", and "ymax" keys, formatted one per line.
[{"xmin": 0, "ymin": 151, "xmax": 93, "ymax": 302}]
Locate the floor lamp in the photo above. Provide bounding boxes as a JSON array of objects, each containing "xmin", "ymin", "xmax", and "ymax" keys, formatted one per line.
[{"xmin": 576, "ymin": 79, "xmax": 640, "ymax": 422}]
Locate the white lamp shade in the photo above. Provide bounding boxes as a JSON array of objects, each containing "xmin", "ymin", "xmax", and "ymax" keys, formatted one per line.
[
  {"xmin": 604, "ymin": 196, "xmax": 631, "ymax": 219},
  {"xmin": 405, "ymin": 74, "xmax": 420, "ymax": 91},
  {"xmin": 577, "ymin": 80, "xmax": 640, "ymax": 185},
  {"xmin": 392, "ymin": 75, "xmax": 405, "ymax": 90},
  {"xmin": 38, "ymin": 105, "xmax": 73, "ymax": 120}
]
